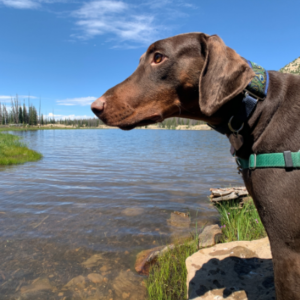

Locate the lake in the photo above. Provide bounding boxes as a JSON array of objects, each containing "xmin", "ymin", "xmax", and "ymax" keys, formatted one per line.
[{"xmin": 0, "ymin": 129, "xmax": 243, "ymax": 299}]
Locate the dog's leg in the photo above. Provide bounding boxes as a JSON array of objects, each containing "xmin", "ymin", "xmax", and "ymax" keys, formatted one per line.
[{"xmin": 244, "ymin": 169, "xmax": 300, "ymax": 299}]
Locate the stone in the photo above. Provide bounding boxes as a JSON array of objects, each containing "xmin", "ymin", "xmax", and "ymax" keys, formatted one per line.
[
  {"xmin": 87, "ymin": 273, "xmax": 103, "ymax": 284},
  {"xmin": 135, "ymin": 244, "xmax": 175, "ymax": 275},
  {"xmin": 121, "ymin": 207, "xmax": 145, "ymax": 216},
  {"xmin": 186, "ymin": 237, "xmax": 275, "ymax": 300},
  {"xmin": 82, "ymin": 254, "xmax": 103, "ymax": 268},
  {"xmin": 20, "ymin": 278, "xmax": 53, "ymax": 294},
  {"xmin": 167, "ymin": 211, "xmax": 191, "ymax": 228},
  {"xmin": 112, "ymin": 270, "xmax": 146, "ymax": 300},
  {"xmin": 198, "ymin": 224, "xmax": 222, "ymax": 248},
  {"xmin": 64, "ymin": 275, "xmax": 86, "ymax": 289}
]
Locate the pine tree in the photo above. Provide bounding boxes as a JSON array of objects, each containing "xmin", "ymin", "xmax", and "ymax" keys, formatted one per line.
[
  {"xmin": 19, "ymin": 107, "xmax": 23, "ymax": 124},
  {"xmin": 23, "ymin": 103, "xmax": 28, "ymax": 124}
]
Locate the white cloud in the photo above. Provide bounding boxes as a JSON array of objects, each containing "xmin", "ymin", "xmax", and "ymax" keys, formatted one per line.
[
  {"xmin": 0, "ymin": 0, "xmax": 196, "ymax": 46},
  {"xmin": 0, "ymin": 0, "xmax": 39, "ymax": 9},
  {"xmin": 47, "ymin": 112, "xmax": 94, "ymax": 120},
  {"xmin": 0, "ymin": 0, "xmax": 66, "ymax": 9},
  {"xmin": 0, "ymin": 95, "xmax": 37, "ymax": 102},
  {"xmin": 56, "ymin": 96, "xmax": 96, "ymax": 106},
  {"xmin": 72, "ymin": 0, "xmax": 160, "ymax": 45}
]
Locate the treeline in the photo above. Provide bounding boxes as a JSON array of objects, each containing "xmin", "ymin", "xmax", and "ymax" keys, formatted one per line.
[
  {"xmin": 0, "ymin": 96, "xmax": 205, "ymax": 128},
  {"xmin": 0, "ymin": 96, "xmax": 103, "ymax": 127},
  {"xmin": 158, "ymin": 118, "xmax": 205, "ymax": 129}
]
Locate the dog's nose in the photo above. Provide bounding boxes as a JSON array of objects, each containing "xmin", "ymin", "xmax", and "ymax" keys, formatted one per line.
[{"xmin": 91, "ymin": 97, "xmax": 106, "ymax": 116}]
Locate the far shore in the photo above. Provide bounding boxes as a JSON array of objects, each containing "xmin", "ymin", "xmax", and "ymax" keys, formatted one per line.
[{"xmin": 0, "ymin": 124, "xmax": 212, "ymax": 131}]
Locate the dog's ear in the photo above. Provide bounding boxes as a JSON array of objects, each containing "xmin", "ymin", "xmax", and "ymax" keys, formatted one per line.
[{"xmin": 199, "ymin": 34, "xmax": 255, "ymax": 116}]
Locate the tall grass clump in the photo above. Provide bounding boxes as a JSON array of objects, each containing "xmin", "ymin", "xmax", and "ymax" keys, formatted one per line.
[
  {"xmin": 0, "ymin": 133, "xmax": 42, "ymax": 165},
  {"xmin": 216, "ymin": 198, "xmax": 266, "ymax": 242},
  {"xmin": 147, "ymin": 239, "xmax": 198, "ymax": 300}
]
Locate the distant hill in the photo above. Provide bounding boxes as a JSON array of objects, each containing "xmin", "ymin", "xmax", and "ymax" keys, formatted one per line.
[{"xmin": 279, "ymin": 57, "xmax": 300, "ymax": 75}]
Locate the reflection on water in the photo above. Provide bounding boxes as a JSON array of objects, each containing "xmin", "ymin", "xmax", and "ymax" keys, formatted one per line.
[{"xmin": 0, "ymin": 129, "xmax": 243, "ymax": 299}]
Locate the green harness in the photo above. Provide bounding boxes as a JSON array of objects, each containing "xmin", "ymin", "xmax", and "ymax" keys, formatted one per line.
[{"xmin": 237, "ymin": 152, "xmax": 300, "ymax": 170}]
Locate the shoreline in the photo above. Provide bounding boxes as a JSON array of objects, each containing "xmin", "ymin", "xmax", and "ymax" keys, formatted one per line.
[{"xmin": 0, "ymin": 124, "xmax": 212, "ymax": 131}]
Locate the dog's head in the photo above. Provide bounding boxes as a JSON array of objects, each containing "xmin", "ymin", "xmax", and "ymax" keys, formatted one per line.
[{"xmin": 91, "ymin": 33, "xmax": 255, "ymax": 130}]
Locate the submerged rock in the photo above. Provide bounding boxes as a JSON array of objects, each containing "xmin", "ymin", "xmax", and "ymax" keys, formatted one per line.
[
  {"xmin": 186, "ymin": 237, "xmax": 274, "ymax": 300},
  {"xmin": 198, "ymin": 224, "xmax": 222, "ymax": 248},
  {"xmin": 87, "ymin": 273, "xmax": 104, "ymax": 284},
  {"xmin": 64, "ymin": 275, "xmax": 86, "ymax": 289},
  {"xmin": 81, "ymin": 254, "xmax": 104, "ymax": 268},
  {"xmin": 122, "ymin": 207, "xmax": 145, "ymax": 216},
  {"xmin": 20, "ymin": 277, "xmax": 53, "ymax": 294},
  {"xmin": 167, "ymin": 211, "xmax": 191, "ymax": 228},
  {"xmin": 112, "ymin": 270, "xmax": 146, "ymax": 300}
]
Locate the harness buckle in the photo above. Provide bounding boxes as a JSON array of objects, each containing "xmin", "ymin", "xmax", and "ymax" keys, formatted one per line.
[
  {"xmin": 244, "ymin": 89, "xmax": 265, "ymax": 101},
  {"xmin": 228, "ymin": 116, "xmax": 244, "ymax": 135},
  {"xmin": 249, "ymin": 154, "xmax": 256, "ymax": 170}
]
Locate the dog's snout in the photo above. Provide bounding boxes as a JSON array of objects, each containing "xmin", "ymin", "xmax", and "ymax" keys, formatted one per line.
[{"xmin": 91, "ymin": 97, "xmax": 106, "ymax": 116}]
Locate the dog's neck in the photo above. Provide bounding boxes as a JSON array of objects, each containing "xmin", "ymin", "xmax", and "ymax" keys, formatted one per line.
[{"xmin": 208, "ymin": 61, "xmax": 270, "ymax": 159}]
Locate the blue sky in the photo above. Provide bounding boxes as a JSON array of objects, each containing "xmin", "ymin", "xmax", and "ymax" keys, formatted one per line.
[{"xmin": 0, "ymin": 0, "xmax": 299, "ymax": 119}]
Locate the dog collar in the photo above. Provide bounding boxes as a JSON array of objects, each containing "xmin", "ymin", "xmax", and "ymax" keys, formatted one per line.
[{"xmin": 207, "ymin": 60, "xmax": 269, "ymax": 135}]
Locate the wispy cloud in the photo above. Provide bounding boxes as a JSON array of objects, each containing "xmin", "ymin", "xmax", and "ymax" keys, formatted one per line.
[
  {"xmin": 0, "ymin": 0, "xmax": 65, "ymax": 9},
  {"xmin": 47, "ymin": 112, "xmax": 94, "ymax": 120},
  {"xmin": 0, "ymin": 0, "xmax": 39, "ymax": 9},
  {"xmin": 1, "ymin": 0, "xmax": 196, "ymax": 46},
  {"xmin": 0, "ymin": 95, "xmax": 38, "ymax": 102},
  {"xmin": 56, "ymin": 96, "xmax": 96, "ymax": 106},
  {"xmin": 72, "ymin": 0, "xmax": 159, "ymax": 45}
]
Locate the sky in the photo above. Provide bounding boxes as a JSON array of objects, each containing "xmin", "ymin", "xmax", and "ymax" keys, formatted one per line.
[{"xmin": 0, "ymin": 0, "xmax": 299, "ymax": 120}]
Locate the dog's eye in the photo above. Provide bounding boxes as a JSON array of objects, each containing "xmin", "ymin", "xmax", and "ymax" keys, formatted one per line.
[{"xmin": 153, "ymin": 53, "xmax": 163, "ymax": 64}]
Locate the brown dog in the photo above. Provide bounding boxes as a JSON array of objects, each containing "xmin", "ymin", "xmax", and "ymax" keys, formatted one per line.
[{"xmin": 91, "ymin": 33, "xmax": 300, "ymax": 299}]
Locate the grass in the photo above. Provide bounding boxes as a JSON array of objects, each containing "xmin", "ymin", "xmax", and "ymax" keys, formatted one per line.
[
  {"xmin": 146, "ymin": 198, "xmax": 267, "ymax": 300},
  {"xmin": 0, "ymin": 133, "xmax": 42, "ymax": 165},
  {"xmin": 216, "ymin": 199, "xmax": 266, "ymax": 242},
  {"xmin": 147, "ymin": 239, "xmax": 198, "ymax": 300}
]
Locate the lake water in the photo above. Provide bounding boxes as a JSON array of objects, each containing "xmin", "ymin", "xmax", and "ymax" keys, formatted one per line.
[{"xmin": 0, "ymin": 129, "xmax": 243, "ymax": 299}]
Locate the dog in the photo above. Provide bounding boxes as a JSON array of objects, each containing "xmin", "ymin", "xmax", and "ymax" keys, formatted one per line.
[{"xmin": 91, "ymin": 32, "xmax": 300, "ymax": 300}]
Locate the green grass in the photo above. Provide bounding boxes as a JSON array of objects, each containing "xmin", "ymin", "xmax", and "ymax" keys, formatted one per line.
[
  {"xmin": 147, "ymin": 239, "xmax": 198, "ymax": 300},
  {"xmin": 216, "ymin": 199, "xmax": 266, "ymax": 242},
  {"xmin": 146, "ymin": 198, "xmax": 267, "ymax": 300},
  {"xmin": 0, "ymin": 133, "xmax": 42, "ymax": 165}
]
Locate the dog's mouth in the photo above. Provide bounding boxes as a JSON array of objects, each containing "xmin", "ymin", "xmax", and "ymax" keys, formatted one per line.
[{"xmin": 118, "ymin": 114, "xmax": 163, "ymax": 131}]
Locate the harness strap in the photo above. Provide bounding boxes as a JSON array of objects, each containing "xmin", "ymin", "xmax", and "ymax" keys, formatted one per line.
[
  {"xmin": 237, "ymin": 151, "xmax": 300, "ymax": 170},
  {"xmin": 208, "ymin": 93, "xmax": 258, "ymax": 135}
]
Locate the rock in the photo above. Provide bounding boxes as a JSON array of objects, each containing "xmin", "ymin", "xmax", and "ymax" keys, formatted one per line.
[
  {"xmin": 173, "ymin": 211, "xmax": 189, "ymax": 218},
  {"xmin": 121, "ymin": 207, "xmax": 145, "ymax": 216},
  {"xmin": 167, "ymin": 211, "xmax": 191, "ymax": 228},
  {"xmin": 64, "ymin": 275, "xmax": 86, "ymax": 289},
  {"xmin": 112, "ymin": 270, "xmax": 146, "ymax": 300},
  {"xmin": 135, "ymin": 244, "xmax": 175, "ymax": 275},
  {"xmin": 186, "ymin": 237, "xmax": 274, "ymax": 300},
  {"xmin": 100, "ymin": 265, "xmax": 111, "ymax": 273},
  {"xmin": 20, "ymin": 278, "xmax": 53, "ymax": 294},
  {"xmin": 198, "ymin": 224, "xmax": 222, "ymax": 248},
  {"xmin": 81, "ymin": 254, "xmax": 103, "ymax": 268},
  {"xmin": 87, "ymin": 273, "xmax": 103, "ymax": 284}
]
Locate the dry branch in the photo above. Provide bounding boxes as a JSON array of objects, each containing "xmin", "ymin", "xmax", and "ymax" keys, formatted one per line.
[{"xmin": 210, "ymin": 187, "xmax": 248, "ymax": 202}]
